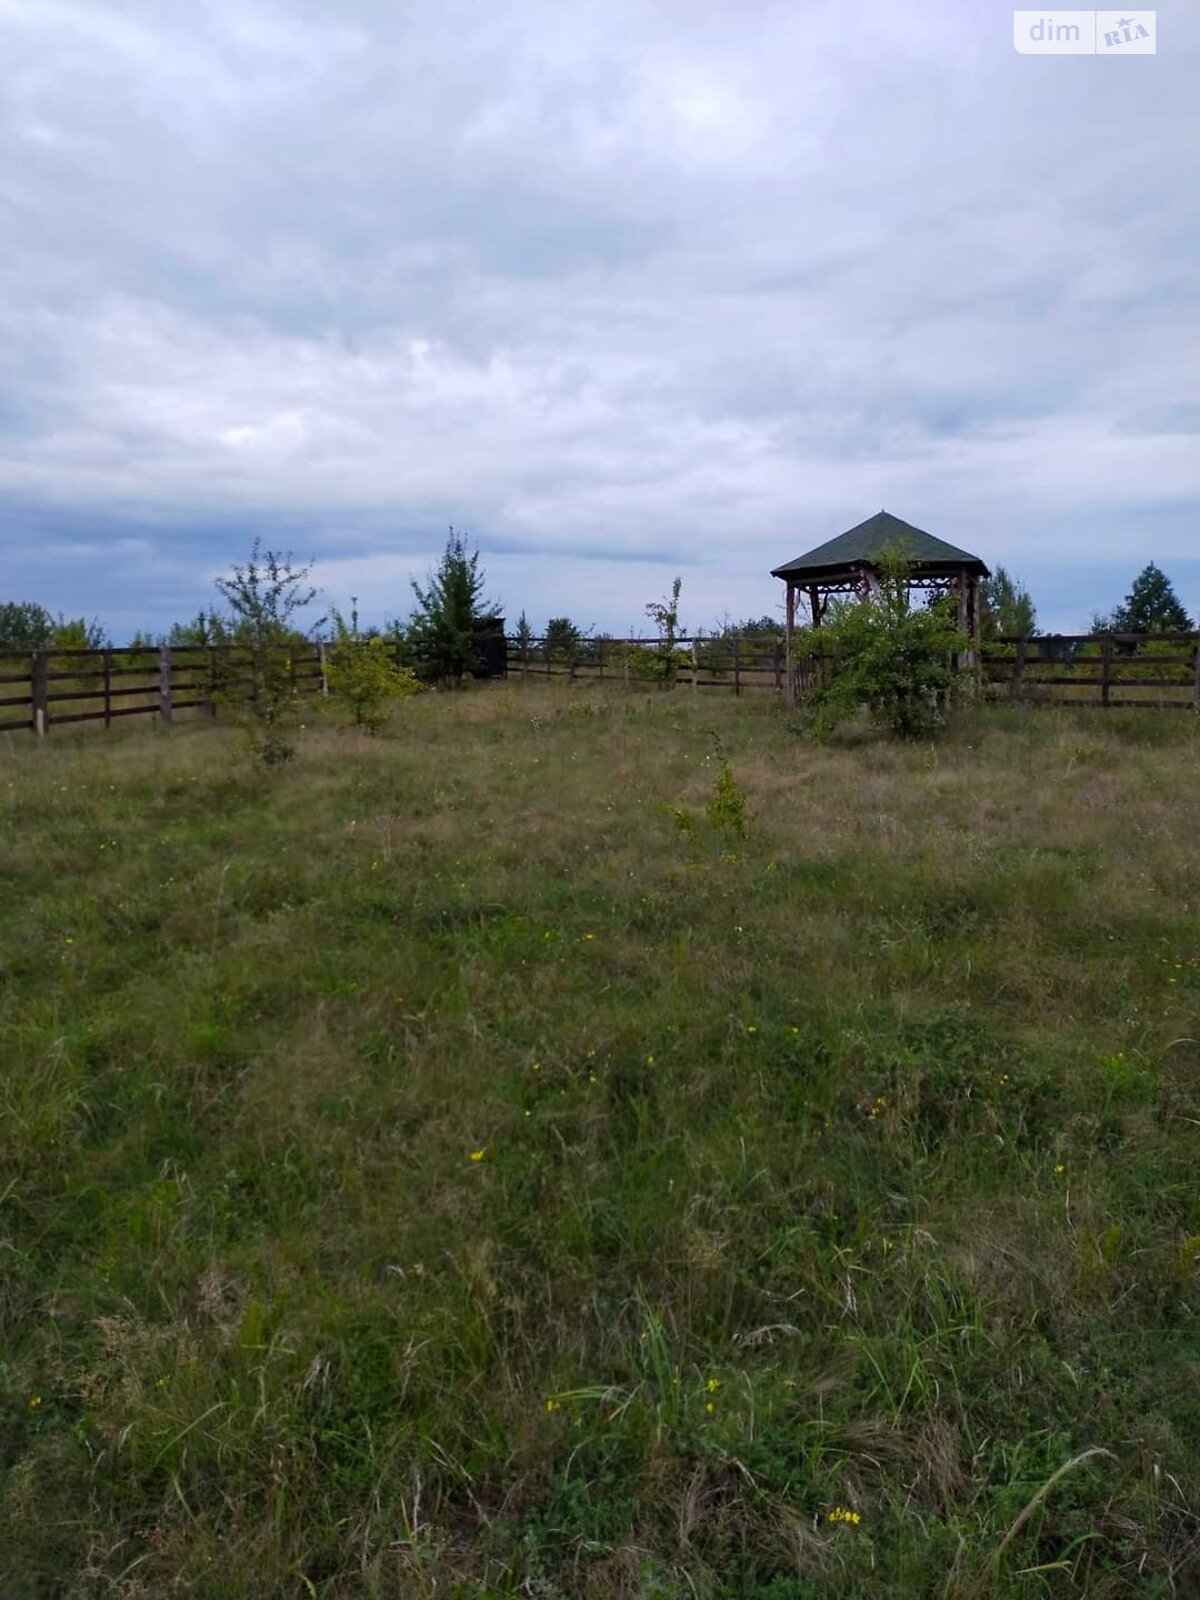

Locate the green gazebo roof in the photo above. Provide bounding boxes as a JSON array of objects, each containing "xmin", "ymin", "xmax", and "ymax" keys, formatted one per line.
[{"xmin": 771, "ymin": 511, "xmax": 988, "ymax": 580}]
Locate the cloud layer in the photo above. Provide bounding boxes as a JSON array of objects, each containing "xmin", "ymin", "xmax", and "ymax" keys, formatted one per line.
[{"xmin": 2, "ymin": 0, "xmax": 1197, "ymax": 636}]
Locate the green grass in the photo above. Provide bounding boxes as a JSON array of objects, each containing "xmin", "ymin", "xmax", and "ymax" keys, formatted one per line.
[{"xmin": 2, "ymin": 689, "xmax": 1199, "ymax": 1597}]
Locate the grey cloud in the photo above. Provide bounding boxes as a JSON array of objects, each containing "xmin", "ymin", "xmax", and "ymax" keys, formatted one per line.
[{"xmin": 1, "ymin": 0, "xmax": 1198, "ymax": 637}]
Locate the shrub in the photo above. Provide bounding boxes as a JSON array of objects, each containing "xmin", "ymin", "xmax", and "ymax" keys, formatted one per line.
[
  {"xmin": 705, "ymin": 737, "xmax": 748, "ymax": 840},
  {"xmin": 326, "ymin": 611, "xmax": 420, "ymax": 733},
  {"xmin": 626, "ymin": 643, "xmax": 692, "ymax": 684},
  {"xmin": 800, "ymin": 546, "xmax": 967, "ymax": 741},
  {"xmin": 213, "ymin": 541, "xmax": 322, "ymax": 766},
  {"xmin": 644, "ymin": 576, "xmax": 685, "ymax": 687}
]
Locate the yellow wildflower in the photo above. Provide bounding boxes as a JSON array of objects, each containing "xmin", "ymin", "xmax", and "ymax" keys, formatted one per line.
[
  {"xmin": 826, "ymin": 1505, "xmax": 861, "ymax": 1526},
  {"xmin": 706, "ymin": 1376, "xmax": 720, "ymax": 1393},
  {"xmin": 469, "ymin": 1148, "xmax": 486, "ymax": 1162}
]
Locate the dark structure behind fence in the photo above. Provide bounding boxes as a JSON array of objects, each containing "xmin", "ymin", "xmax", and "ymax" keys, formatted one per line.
[{"xmin": 2, "ymin": 630, "xmax": 1197, "ymax": 737}]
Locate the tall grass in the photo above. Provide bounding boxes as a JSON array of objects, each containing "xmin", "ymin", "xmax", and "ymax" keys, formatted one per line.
[{"xmin": 1, "ymin": 690, "xmax": 1198, "ymax": 1597}]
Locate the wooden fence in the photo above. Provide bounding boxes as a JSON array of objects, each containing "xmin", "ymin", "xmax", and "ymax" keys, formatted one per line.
[
  {"xmin": 511, "ymin": 631, "xmax": 1200, "ymax": 711},
  {"xmin": 3, "ymin": 630, "xmax": 1198, "ymax": 737},
  {"xmin": 980, "ymin": 632, "xmax": 1200, "ymax": 711},
  {"xmin": 0, "ymin": 644, "xmax": 328, "ymax": 736},
  {"xmin": 507, "ymin": 635, "xmax": 792, "ymax": 695}
]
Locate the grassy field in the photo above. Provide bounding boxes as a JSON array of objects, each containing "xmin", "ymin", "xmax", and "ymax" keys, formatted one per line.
[{"xmin": 2, "ymin": 688, "xmax": 1198, "ymax": 1598}]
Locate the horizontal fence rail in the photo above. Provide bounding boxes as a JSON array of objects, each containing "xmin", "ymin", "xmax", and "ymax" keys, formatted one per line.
[{"xmin": 2, "ymin": 630, "xmax": 1198, "ymax": 737}]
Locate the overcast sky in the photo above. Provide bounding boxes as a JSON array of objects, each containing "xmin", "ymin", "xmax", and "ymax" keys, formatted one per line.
[{"xmin": 2, "ymin": 0, "xmax": 1197, "ymax": 639}]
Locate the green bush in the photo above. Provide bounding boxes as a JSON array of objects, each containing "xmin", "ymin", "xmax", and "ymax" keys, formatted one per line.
[
  {"xmin": 626, "ymin": 642, "xmax": 692, "ymax": 684},
  {"xmin": 706, "ymin": 737, "xmax": 748, "ymax": 840},
  {"xmin": 213, "ymin": 541, "xmax": 322, "ymax": 766},
  {"xmin": 799, "ymin": 547, "xmax": 967, "ymax": 741},
  {"xmin": 326, "ymin": 614, "xmax": 420, "ymax": 733}
]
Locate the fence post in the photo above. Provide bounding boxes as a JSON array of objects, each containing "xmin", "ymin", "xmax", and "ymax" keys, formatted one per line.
[
  {"xmin": 732, "ymin": 635, "xmax": 741, "ymax": 697},
  {"xmin": 568, "ymin": 641, "xmax": 576, "ymax": 683},
  {"xmin": 1193, "ymin": 640, "xmax": 1200, "ymax": 714},
  {"xmin": 1012, "ymin": 636, "xmax": 1027, "ymax": 701},
  {"xmin": 318, "ymin": 641, "xmax": 329, "ymax": 696},
  {"xmin": 103, "ymin": 648, "xmax": 112, "ymax": 728},
  {"xmin": 623, "ymin": 643, "xmax": 630, "ymax": 692},
  {"xmin": 773, "ymin": 636, "xmax": 783, "ymax": 695},
  {"xmin": 158, "ymin": 645, "xmax": 173, "ymax": 725},
  {"xmin": 692, "ymin": 639, "xmax": 699, "ymax": 693},
  {"xmin": 32, "ymin": 649, "xmax": 48, "ymax": 736},
  {"xmin": 597, "ymin": 637, "xmax": 604, "ymax": 683},
  {"xmin": 1101, "ymin": 635, "xmax": 1113, "ymax": 708}
]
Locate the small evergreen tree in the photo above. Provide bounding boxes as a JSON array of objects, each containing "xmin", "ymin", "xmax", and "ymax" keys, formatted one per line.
[
  {"xmin": 408, "ymin": 529, "xmax": 494, "ymax": 686},
  {"xmin": 544, "ymin": 617, "xmax": 581, "ymax": 659},
  {"xmin": 980, "ymin": 566, "xmax": 1037, "ymax": 637},
  {"xmin": 1101, "ymin": 563, "xmax": 1193, "ymax": 634}
]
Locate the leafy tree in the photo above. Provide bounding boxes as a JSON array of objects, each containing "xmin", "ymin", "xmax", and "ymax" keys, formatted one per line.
[
  {"xmin": 1098, "ymin": 563, "xmax": 1193, "ymax": 634},
  {"xmin": 544, "ymin": 617, "xmax": 582, "ymax": 659},
  {"xmin": 215, "ymin": 541, "xmax": 320, "ymax": 643},
  {"xmin": 165, "ymin": 610, "xmax": 239, "ymax": 706},
  {"xmin": 799, "ymin": 546, "xmax": 967, "ymax": 741},
  {"xmin": 980, "ymin": 567, "xmax": 1037, "ymax": 638},
  {"xmin": 326, "ymin": 606, "xmax": 419, "ymax": 733},
  {"xmin": 408, "ymin": 529, "xmax": 495, "ymax": 686},
  {"xmin": 645, "ymin": 577, "xmax": 685, "ymax": 686},
  {"xmin": 168, "ymin": 609, "xmax": 233, "ymax": 648},
  {"xmin": 48, "ymin": 615, "xmax": 107, "ymax": 651},
  {"xmin": 0, "ymin": 601, "xmax": 54, "ymax": 650},
  {"xmin": 724, "ymin": 614, "xmax": 780, "ymax": 638},
  {"xmin": 214, "ymin": 540, "xmax": 322, "ymax": 765}
]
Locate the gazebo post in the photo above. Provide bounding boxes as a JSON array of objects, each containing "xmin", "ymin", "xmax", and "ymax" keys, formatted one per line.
[
  {"xmin": 785, "ymin": 581, "xmax": 797, "ymax": 707},
  {"xmin": 955, "ymin": 570, "xmax": 980, "ymax": 674}
]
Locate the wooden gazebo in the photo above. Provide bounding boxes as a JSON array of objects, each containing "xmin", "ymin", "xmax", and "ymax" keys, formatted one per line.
[{"xmin": 771, "ymin": 510, "xmax": 989, "ymax": 701}]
